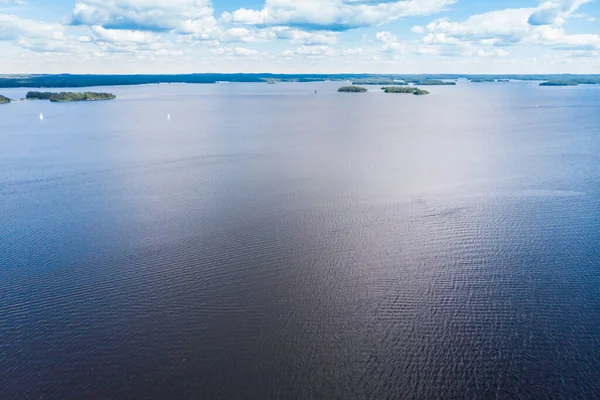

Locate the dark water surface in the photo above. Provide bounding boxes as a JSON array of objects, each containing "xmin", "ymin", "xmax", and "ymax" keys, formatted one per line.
[{"xmin": 1, "ymin": 82, "xmax": 600, "ymax": 399}]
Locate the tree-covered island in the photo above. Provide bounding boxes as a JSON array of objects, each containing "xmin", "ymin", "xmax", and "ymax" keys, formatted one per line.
[
  {"xmin": 338, "ymin": 86, "xmax": 367, "ymax": 93},
  {"xmin": 382, "ymin": 86, "xmax": 430, "ymax": 95},
  {"xmin": 49, "ymin": 92, "xmax": 116, "ymax": 102},
  {"xmin": 26, "ymin": 91, "xmax": 55, "ymax": 100},
  {"xmin": 0, "ymin": 95, "xmax": 10, "ymax": 103},
  {"xmin": 470, "ymin": 78, "xmax": 496, "ymax": 83},
  {"xmin": 410, "ymin": 80, "xmax": 456, "ymax": 86},
  {"xmin": 539, "ymin": 80, "xmax": 578, "ymax": 86},
  {"xmin": 26, "ymin": 91, "xmax": 116, "ymax": 102}
]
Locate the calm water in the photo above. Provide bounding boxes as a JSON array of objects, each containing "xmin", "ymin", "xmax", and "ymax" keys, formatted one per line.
[{"xmin": 1, "ymin": 82, "xmax": 600, "ymax": 399}]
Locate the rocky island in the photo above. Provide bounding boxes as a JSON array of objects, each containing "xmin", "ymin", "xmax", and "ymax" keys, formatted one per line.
[
  {"xmin": 26, "ymin": 91, "xmax": 116, "ymax": 102},
  {"xmin": 382, "ymin": 86, "xmax": 430, "ymax": 95},
  {"xmin": 0, "ymin": 95, "xmax": 10, "ymax": 104},
  {"xmin": 338, "ymin": 86, "xmax": 367, "ymax": 93}
]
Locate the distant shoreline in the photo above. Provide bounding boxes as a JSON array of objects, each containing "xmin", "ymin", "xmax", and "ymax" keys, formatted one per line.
[{"xmin": 1, "ymin": 74, "xmax": 599, "ymax": 89}]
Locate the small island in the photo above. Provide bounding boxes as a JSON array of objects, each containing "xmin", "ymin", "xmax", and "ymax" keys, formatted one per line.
[
  {"xmin": 539, "ymin": 80, "xmax": 578, "ymax": 86},
  {"xmin": 26, "ymin": 91, "xmax": 116, "ymax": 102},
  {"xmin": 410, "ymin": 80, "xmax": 456, "ymax": 86},
  {"xmin": 0, "ymin": 95, "xmax": 10, "ymax": 104},
  {"xmin": 382, "ymin": 86, "xmax": 430, "ymax": 95},
  {"xmin": 338, "ymin": 86, "xmax": 367, "ymax": 93}
]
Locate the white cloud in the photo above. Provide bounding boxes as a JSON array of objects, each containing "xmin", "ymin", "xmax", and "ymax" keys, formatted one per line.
[
  {"xmin": 289, "ymin": 45, "xmax": 336, "ymax": 57},
  {"xmin": 525, "ymin": 25, "xmax": 600, "ymax": 50},
  {"xmin": 72, "ymin": 0, "xmax": 219, "ymax": 36},
  {"xmin": 528, "ymin": 0, "xmax": 592, "ymax": 26},
  {"xmin": 376, "ymin": 31, "xmax": 398, "ymax": 43},
  {"xmin": 418, "ymin": 0, "xmax": 598, "ymax": 53},
  {"xmin": 223, "ymin": 0, "xmax": 457, "ymax": 30},
  {"xmin": 85, "ymin": 25, "xmax": 189, "ymax": 57},
  {"xmin": 91, "ymin": 26, "xmax": 158, "ymax": 44},
  {"xmin": 270, "ymin": 27, "xmax": 338, "ymax": 45},
  {"xmin": 210, "ymin": 46, "xmax": 261, "ymax": 57},
  {"xmin": 342, "ymin": 47, "xmax": 363, "ymax": 56},
  {"xmin": 425, "ymin": 8, "xmax": 534, "ymax": 45},
  {"xmin": 376, "ymin": 31, "xmax": 405, "ymax": 56},
  {"xmin": 232, "ymin": 46, "xmax": 259, "ymax": 56},
  {"xmin": 0, "ymin": 14, "xmax": 77, "ymax": 52}
]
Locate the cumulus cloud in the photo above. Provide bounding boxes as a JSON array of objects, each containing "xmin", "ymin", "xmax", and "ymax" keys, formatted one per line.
[
  {"xmin": 376, "ymin": 31, "xmax": 405, "ymax": 55},
  {"xmin": 222, "ymin": 0, "xmax": 456, "ymax": 31},
  {"xmin": 270, "ymin": 27, "xmax": 338, "ymax": 45},
  {"xmin": 528, "ymin": 0, "xmax": 592, "ymax": 26},
  {"xmin": 341, "ymin": 47, "xmax": 363, "ymax": 56},
  {"xmin": 525, "ymin": 25, "xmax": 600, "ymax": 50},
  {"xmin": 72, "ymin": 0, "xmax": 219, "ymax": 36},
  {"xmin": 375, "ymin": 31, "xmax": 413, "ymax": 60},
  {"xmin": 70, "ymin": 0, "xmax": 343, "ymax": 48},
  {"xmin": 0, "ymin": 14, "xmax": 77, "ymax": 52},
  {"xmin": 425, "ymin": 8, "xmax": 534, "ymax": 45},
  {"xmin": 84, "ymin": 25, "xmax": 187, "ymax": 56},
  {"xmin": 283, "ymin": 45, "xmax": 336, "ymax": 57},
  {"xmin": 91, "ymin": 26, "xmax": 158, "ymax": 44},
  {"xmin": 417, "ymin": 0, "xmax": 598, "ymax": 54},
  {"xmin": 210, "ymin": 46, "xmax": 261, "ymax": 57}
]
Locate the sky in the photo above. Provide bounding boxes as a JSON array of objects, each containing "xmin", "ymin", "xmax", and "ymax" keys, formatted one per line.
[{"xmin": 0, "ymin": 0, "xmax": 599, "ymax": 74}]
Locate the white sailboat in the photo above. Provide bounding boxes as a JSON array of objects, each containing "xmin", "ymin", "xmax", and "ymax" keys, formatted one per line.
[
  {"xmin": 39, "ymin": 113, "xmax": 44, "ymax": 120},
  {"xmin": 167, "ymin": 113, "xmax": 171, "ymax": 120}
]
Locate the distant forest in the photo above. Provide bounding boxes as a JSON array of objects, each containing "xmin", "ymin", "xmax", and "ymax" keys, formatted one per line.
[{"xmin": 0, "ymin": 74, "xmax": 599, "ymax": 88}]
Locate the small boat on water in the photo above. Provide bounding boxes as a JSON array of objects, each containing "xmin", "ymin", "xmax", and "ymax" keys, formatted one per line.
[
  {"xmin": 167, "ymin": 113, "xmax": 171, "ymax": 120},
  {"xmin": 39, "ymin": 113, "xmax": 44, "ymax": 120}
]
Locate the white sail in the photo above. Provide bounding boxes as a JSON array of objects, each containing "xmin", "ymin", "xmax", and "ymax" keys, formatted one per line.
[
  {"xmin": 167, "ymin": 113, "xmax": 171, "ymax": 120},
  {"xmin": 39, "ymin": 113, "xmax": 44, "ymax": 120}
]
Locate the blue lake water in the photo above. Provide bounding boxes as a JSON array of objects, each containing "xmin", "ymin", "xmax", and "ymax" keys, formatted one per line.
[{"xmin": 1, "ymin": 81, "xmax": 600, "ymax": 399}]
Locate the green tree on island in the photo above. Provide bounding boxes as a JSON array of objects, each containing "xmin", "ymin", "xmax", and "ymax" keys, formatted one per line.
[
  {"xmin": 49, "ymin": 92, "xmax": 116, "ymax": 102},
  {"xmin": 382, "ymin": 86, "xmax": 430, "ymax": 95},
  {"xmin": 410, "ymin": 80, "xmax": 456, "ymax": 86},
  {"xmin": 26, "ymin": 91, "xmax": 55, "ymax": 100},
  {"xmin": 338, "ymin": 86, "xmax": 368, "ymax": 92},
  {"xmin": 539, "ymin": 80, "xmax": 578, "ymax": 86},
  {"xmin": 26, "ymin": 91, "xmax": 116, "ymax": 102},
  {"xmin": 0, "ymin": 95, "xmax": 10, "ymax": 104}
]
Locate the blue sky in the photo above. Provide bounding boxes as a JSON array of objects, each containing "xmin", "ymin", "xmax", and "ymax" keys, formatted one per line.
[{"xmin": 0, "ymin": 0, "xmax": 598, "ymax": 73}]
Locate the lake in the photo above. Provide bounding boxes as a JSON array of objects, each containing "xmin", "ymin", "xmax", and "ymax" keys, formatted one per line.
[{"xmin": 1, "ymin": 81, "xmax": 600, "ymax": 399}]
